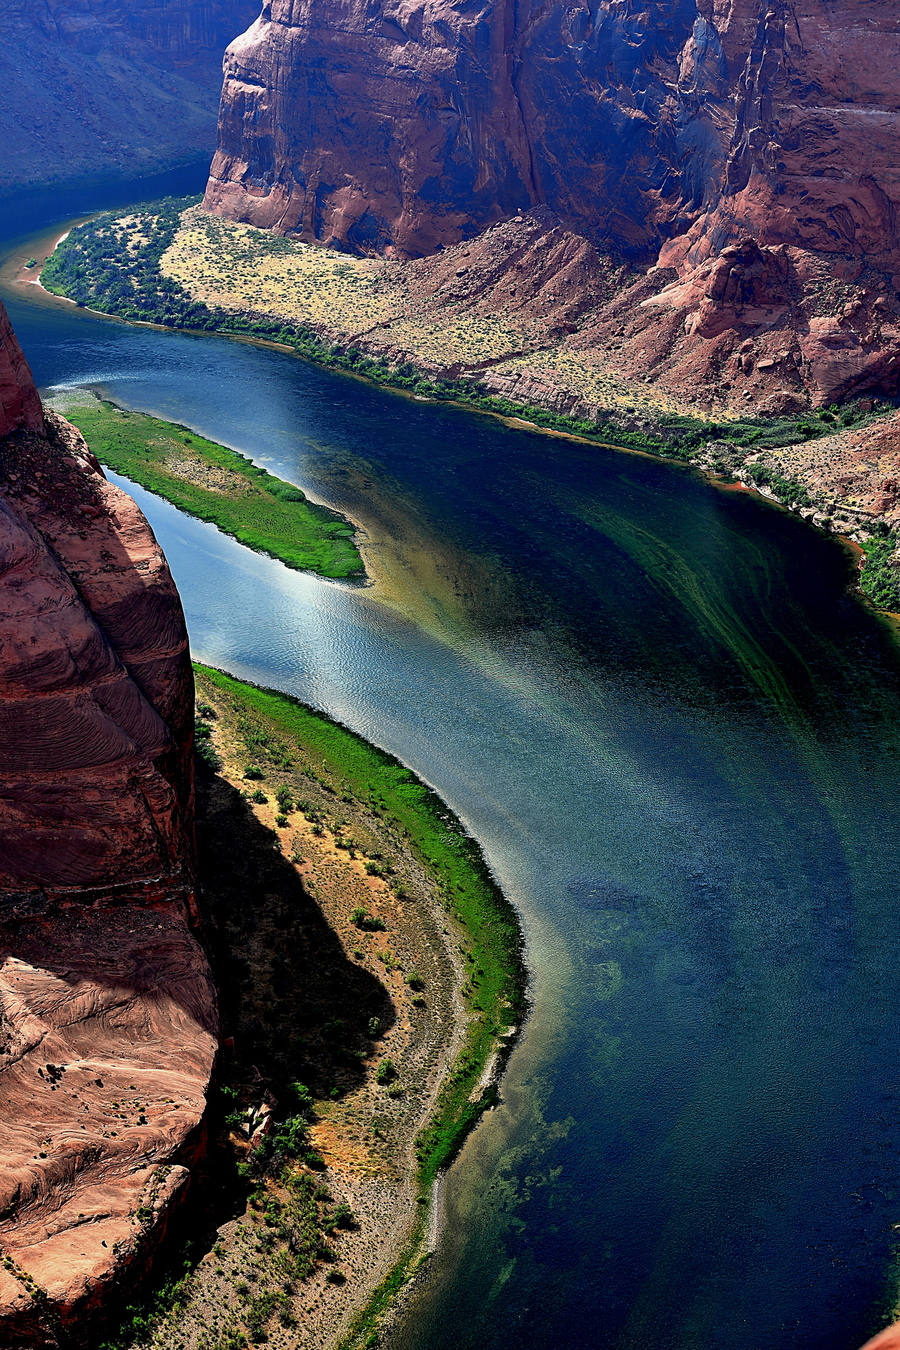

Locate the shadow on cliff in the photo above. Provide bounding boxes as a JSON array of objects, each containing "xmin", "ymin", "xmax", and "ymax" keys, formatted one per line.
[{"xmin": 195, "ymin": 765, "xmax": 395, "ymax": 1101}]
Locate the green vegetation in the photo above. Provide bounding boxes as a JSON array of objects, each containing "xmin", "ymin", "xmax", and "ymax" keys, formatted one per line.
[
  {"xmin": 43, "ymin": 201, "xmax": 894, "ymax": 466},
  {"xmin": 60, "ymin": 398, "xmax": 363, "ymax": 579},
  {"xmin": 194, "ymin": 663, "xmax": 527, "ymax": 1189},
  {"xmin": 858, "ymin": 529, "xmax": 900, "ymax": 611},
  {"xmin": 741, "ymin": 460, "xmax": 813, "ymax": 509}
]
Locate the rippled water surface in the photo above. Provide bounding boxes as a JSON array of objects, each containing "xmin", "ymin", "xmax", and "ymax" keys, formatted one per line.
[{"xmin": 5, "ymin": 176, "xmax": 900, "ymax": 1349}]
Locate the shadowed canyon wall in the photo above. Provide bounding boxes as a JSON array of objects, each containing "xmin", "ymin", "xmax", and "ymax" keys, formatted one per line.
[
  {"xmin": 0, "ymin": 303, "xmax": 216, "ymax": 1345},
  {"xmin": 0, "ymin": 0, "xmax": 259, "ymax": 189},
  {"xmin": 204, "ymin": 0, "xmax": 900, "ymax": 269},
  {"xmin": 203, "ymin": 0, "xmax": 900, "ymax": 406}
]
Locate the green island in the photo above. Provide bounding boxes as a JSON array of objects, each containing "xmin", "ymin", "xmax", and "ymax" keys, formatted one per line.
[
  {"xmin": 41, "ymin": 198, "xmax": 900, "ymax": 610},
  {"xmin": 53, "ymin": 395, "xmax": 363, "ymax": 579},
  {"xmin": 101, "ymin": 663, "xmax": 526, "ymax": 1350}
]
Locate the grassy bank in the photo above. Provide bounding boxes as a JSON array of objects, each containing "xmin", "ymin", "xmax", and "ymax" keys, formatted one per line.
[
  {"xmin": 56, "ymin": 395, "xmax": 363, "ymax": 579},
  {"xmin": 195, "ymin": 664, "xmax": 527, "ymax": 1191},
  {"xmin": 99, "ymin": 665, "xmax": 526, "ymax": 1350}
]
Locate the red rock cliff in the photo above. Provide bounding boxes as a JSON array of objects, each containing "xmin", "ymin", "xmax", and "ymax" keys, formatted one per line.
[
  {"xmin": 204, "ymin": 0, "xmax": 900, "ymax": 272},
  {"xmin": 0, "ymin": 301, "xmax": 216, "ymax": 1346}
]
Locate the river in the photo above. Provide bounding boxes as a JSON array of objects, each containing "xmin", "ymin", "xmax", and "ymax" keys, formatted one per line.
[{"xmin": 4, "ymin": 169, "xmax": 900, "ymax": 1350}]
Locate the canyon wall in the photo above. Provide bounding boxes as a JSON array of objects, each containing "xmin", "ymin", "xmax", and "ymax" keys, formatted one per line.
[
  {"xmin": 0, "ymin": 302, "xmax": 216, "ymax": 1345},
  {"xmin": 0, "ymin": 0, "xmax": 259, "ymax": 190},
  {"xmin": 203, "ymin": 0, "xmax": 900, "ymax": 405},
  {"xmin": 205, "ymin": 0, "xmax": 900, "ymax": 271}
]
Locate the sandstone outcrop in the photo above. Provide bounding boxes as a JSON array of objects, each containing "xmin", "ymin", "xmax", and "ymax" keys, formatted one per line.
[
  {"xmin": 861, "ymin": 1326, "xmax": 900, "ymax": 1350},
  {"xmin": 0, "ymin": 308, "xmax": 43, "ymax": 439},
  {"xmin": 204, "ymin": 0, "xmax": 900, "ymax": 407},
  {"xmin": 0, "ymin": 300, "xmax": 216, "ymax": 1344},
  {"xmin": 205, "ymin": 0, "xmax": 900, "ymax": 269},
  {"xmin": 0, "ymin": 0, "xmax": 259, "ymax": 190}
]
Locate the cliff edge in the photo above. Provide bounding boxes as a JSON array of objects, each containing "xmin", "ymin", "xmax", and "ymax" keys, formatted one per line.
[{"xmin": 0, "ymin": 305, "xmax": 216, "ymax": 1346}]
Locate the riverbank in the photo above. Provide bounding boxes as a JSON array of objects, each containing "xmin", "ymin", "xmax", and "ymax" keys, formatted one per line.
[
  {"xmin": 38, "ymin": 199, "xmax": 877, "ymax": 451},
  {"xmin": 47, "ymin": 389, "xmax": 364, "ymax": 580},
  {"xmin": 28, "ymin": 198, "xmax": 900, "ymax": 608},
  {"xmin": 104, "ymin": 664, "xmax": 525, "ymax": 1350}
]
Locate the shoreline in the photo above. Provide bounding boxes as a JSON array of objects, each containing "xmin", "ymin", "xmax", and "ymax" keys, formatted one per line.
[
  {"xmin": 27, "ymin": 202, "xmax": 900, "ymax": 612},
  {"xmin": 101, "ymin": 663, "xmax": 527, "ymax": 1350},
  {"xmin": 46, "ymin": 390, "xmax": 366, "ymax": 581}
]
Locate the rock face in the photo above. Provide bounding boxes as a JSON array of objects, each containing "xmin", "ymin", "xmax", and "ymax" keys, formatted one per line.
[
  {"xmin": 205, "ymin": 0, "xmax": 900, "ymax": 267},
  {"xmin": 204, "ymin": 0, "xmax": 900, "ymax": 404},
  {"xmin": 0, "ymin": 0, "xmax": 259, "ymax": 190},
  {"xmin": 0, "ymin": 310, "xmax": 43, "ymax": 440},
  {"xmin": 0, "ymin": 301, "xmax": 216, "ymax": 1345}
]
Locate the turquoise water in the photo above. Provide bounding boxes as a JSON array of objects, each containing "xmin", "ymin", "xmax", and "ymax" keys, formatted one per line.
[{"xmin": 5, "ymin": 179, "xmax": 900, "ymax": 1348}]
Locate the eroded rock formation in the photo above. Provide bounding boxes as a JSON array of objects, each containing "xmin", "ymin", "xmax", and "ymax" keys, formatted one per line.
[
  {"xmin": 205, "ymin": 0, "xmax": 900, "ymax": 267},
  {"xmin": 0, "ymin": 0, "xmax": 259, "ymax": 189},
  {"xmin": 204, "ymin": 0, "xmax": 900, "ymax": 406},
  {"xmin": 0, "ymin": 303, "xmax": 216, "ymax": 1345}
]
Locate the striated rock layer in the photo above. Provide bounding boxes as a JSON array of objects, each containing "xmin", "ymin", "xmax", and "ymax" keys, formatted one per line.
[
  {"xmin": 205, "ymin": 0, "xmax": 900, "ymax": 268},
  {"xmin": 0, "ymin": 301, "xmax": 216, "ymax": 1345}
]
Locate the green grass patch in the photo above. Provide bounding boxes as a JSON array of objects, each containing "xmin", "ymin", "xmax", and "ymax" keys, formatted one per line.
[
  {"xmin": 62, "ymin": 398, "xmax": 363, "ymax": 579},
  {"xmin": 859, "ymin": 531, "xmax": 900, "ymax": 611},
  {"xmin": 193, "ymin": 663, "xmax": 527, "ymax": 1191}
]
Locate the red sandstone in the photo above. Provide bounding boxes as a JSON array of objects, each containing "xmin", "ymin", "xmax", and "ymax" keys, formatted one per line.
[{"xmin": 0, "ymin": 300, "xmax": 216, "ymax": 1344}]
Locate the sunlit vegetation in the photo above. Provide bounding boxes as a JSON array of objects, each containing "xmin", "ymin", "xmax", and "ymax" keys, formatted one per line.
[{"xmin": 60, "ymin": 397, "xmax": 363, "ymax": 579}]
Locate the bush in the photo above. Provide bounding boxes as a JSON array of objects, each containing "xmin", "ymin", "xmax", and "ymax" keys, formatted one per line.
[
  {"xmin": 196, "ymin": 739, "xmax": 222, "ymax": 772},
  {"xmin": 350, "ymin": 908, "xmax": 386, "ymax": 931},
  {"xmin": 375, "ymin": 1058, "xmax": 396, "ymax": 1085},
  {"xmin": 251, "ymin": 789, "xmax": 268, "ymax": 805},
  {"xmin": 244, "ymin": 766, "xmax": 264, "ymax": 780}
]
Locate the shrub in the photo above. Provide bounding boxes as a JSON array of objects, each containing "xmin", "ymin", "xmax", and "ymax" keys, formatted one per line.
[
  {"xmin": 275, "ymin": 814, "xmax": 289, "ymax": 828},
  {"xmin": 244, "ymin": 766, "xmax": 264, "ymax": 780},
  {"xmin": 196, "ymin": 739, "xmax": 222, "ymax": 771},
  {"xmin": 291, "ymin": 1082, "xmax": 315, "ymax": 1119},
  {"xmin": 325, "ymin": 1203, "xmax": 355, "ymax": 1231},
  {"xmin": 251, "ymin": 789, "xmax": 268, "ymax": 805},
  {"xmin": 350, "ymin": 908, "xmax": 386, "ymax": 931},
  {"xmin": 375, "ymin": 1058, "xmax": 396, "ymax": 1085}
]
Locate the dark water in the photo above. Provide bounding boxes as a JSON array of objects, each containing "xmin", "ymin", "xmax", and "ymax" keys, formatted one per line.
[
  {"xmin": 5, "ymin": 181, "xmax": 900, "ymax": 1349},
  {"xmin": 0, "ymin": 160, "xmax": 209, "ymax": 245}
]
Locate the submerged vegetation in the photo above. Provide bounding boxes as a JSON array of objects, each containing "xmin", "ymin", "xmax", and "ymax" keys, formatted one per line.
[{"xmin": 58, "ymin": 397, "xmax": 363, "ymax": 579}]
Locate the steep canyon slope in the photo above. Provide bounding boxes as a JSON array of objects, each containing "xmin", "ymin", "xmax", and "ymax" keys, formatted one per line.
[
  {"xmin": 0, "ymin": 303, "xmax": 216, "ymax": 1345},
  {"xmin": 204, "ymin": 0, "xmax": 900, "ymax": 411},
  {"xmin": 0, "ymin": 0, "xmax": 259, "ymax": 189}
]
